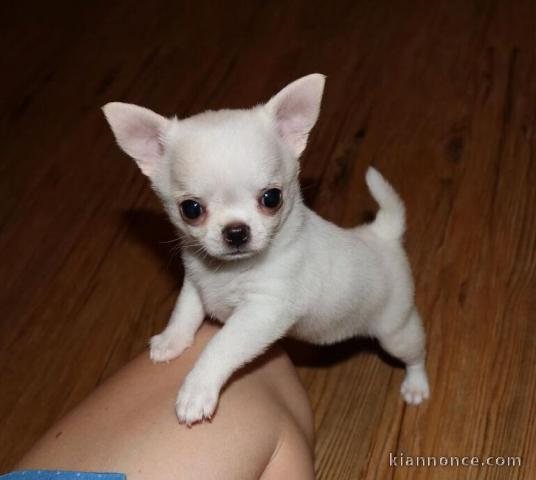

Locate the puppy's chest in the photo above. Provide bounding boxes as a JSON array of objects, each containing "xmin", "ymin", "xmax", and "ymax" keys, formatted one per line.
[{"xmin": 191, "ymin": 271, "xmax": 245, "ymax": 322}]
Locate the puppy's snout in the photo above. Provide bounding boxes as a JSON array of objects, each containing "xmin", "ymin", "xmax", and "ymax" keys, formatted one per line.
[{"xmin": 222, "ymin": 223, "xmax": 250, "ymax": 247}]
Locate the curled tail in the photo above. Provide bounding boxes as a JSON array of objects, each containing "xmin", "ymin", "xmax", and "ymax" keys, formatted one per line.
[{"xmin": 365, "ymin": 167, "xmax": 406, "ymax": 240}]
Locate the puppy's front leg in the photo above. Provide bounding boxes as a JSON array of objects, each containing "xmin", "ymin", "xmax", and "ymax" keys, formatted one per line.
[
  {"xmin": 149, "ymin": 278, "xmax": 205, "ymax": 363},
  {"xmin": 175, "ymin": 302, "xmax": 292, "ymax": 425}
]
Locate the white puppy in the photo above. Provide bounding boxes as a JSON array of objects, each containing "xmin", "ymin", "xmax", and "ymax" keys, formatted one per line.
[{"xmin": 103, "ymin": 74, "xmax": 430, "ymax": 425}]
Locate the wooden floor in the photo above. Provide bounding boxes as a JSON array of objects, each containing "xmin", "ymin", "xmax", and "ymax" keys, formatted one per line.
[{"xmin": 1, "ymin": 1, "xmax": 535, "ymax": 478}]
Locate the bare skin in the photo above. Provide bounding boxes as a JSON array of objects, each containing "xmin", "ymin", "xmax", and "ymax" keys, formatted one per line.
[{"xmin": 16, "ymin": 324, "xmax": 315, "ymax": 479}]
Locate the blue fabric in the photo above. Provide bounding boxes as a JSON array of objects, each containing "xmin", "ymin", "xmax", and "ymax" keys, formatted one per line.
[{"xmin": 1, "ymin": 472, "xmax": 125, "ymax": 480}]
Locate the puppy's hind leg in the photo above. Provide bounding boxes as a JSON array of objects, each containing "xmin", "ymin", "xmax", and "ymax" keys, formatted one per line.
[{"xmin": 377, "ymin": 307, "xmax": 430, "ymax": 405}]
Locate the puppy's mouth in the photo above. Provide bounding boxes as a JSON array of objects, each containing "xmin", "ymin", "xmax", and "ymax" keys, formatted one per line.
[{"xmin": 221, "ymin": 248, "xmax": 257, "ymax": 260}]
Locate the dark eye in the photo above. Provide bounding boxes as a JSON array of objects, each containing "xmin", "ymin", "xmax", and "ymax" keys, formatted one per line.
[
  {"xmin": 260, "ymin": 188, "xmax": 282, "ymax": 210},
  {"xmin": 180, "ymin": 199, "xmax": 204, "ymax": 221}
]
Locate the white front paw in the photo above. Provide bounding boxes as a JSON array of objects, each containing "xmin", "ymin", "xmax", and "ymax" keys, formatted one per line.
[
  {"xmin": 149, "ymin": 333, "xmax": 192, "ymax": 363},
  {"xmin": 175, "ymin": 376, "xmax": 219, "ymax": 425}
]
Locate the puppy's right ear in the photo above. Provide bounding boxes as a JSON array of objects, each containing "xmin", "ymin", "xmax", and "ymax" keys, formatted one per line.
[
  {"xmin": 102, "ymin": 102, "xmax": 169, "ymax": 177},
  {"xmin": 265, "ymin": 73, "xmax": 326, "ymax": 158}
]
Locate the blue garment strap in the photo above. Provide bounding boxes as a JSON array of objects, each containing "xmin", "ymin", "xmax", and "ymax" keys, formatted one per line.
[{"xmin": 1, "ymin": 472, "xmax": 126, "ymax": 480}]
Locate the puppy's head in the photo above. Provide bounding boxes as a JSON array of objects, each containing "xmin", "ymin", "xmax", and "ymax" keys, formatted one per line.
[{"xmin": 103, "ymin": 74, "xmax": 325, "ymax": 260}]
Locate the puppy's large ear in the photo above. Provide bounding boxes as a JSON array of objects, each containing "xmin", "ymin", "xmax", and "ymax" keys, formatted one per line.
[
  {"xmin": 102, "ymin": 102, "xmax": 169, "ymax": 177},
  {"xmin": 265, "ymin": 73, "xmax": 326, "ymax": 157}
]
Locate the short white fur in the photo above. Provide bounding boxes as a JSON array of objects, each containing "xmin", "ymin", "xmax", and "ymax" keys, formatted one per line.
[{"xmin": 102, "ymin": 74, "xmax": 430, "ymax": 425}]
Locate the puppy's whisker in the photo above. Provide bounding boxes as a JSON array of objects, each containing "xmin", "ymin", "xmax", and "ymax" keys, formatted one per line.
[{"xmin": 160, "ymin": 237, "xmax": 182, "ymax": 245}]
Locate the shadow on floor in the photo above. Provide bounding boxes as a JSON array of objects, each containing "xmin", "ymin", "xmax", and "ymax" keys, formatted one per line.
[
  {"xmin": 282, "ymin": 336, "xmax": 404, "ymax": 369},
  {"xmin": 122, "ymin": 208, "xmax": 185, "ymax": 282}
]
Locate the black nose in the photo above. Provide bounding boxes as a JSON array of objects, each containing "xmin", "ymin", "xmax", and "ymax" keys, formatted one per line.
[{"xmin": 222, "ymin": 223, "xmax": 250, "ymax": 247}]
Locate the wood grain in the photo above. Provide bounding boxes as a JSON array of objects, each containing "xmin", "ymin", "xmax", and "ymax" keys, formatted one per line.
[{"xmin": 1, "ymin": 1, "xmax": 534, "ymax": 478}]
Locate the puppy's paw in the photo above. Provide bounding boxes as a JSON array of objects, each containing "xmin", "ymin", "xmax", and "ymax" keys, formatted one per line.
[
  {"xmin": 149, "ymin": 333, "xmax": 191, "ymax": 363},
  {"xmin": 175, "ymin": 377, "xmax": 219, "ymax": 425},
  {"xmin": 401, "ymin": 366, "xmax": 430, "ymax": 405}
]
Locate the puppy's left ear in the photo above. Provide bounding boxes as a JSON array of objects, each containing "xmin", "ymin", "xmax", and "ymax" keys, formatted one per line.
[{"xmin": 265, "ymin": 73, "xmax": 326, "ymax": 157}]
